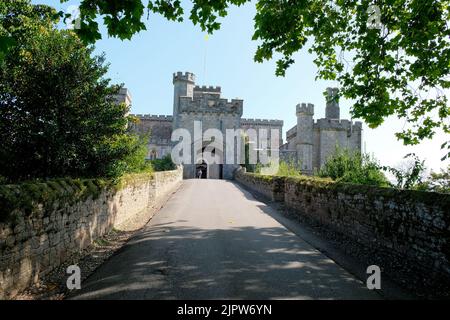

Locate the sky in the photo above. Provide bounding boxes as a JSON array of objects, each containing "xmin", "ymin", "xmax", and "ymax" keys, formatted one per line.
[{"xmin": 34, "ymin": 0, "xmax": 449, "ymax": 172}]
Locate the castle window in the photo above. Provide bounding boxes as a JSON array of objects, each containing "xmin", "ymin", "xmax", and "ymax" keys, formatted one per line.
[{"xmin": 149, "ymin": 149, "xmax": 157, "ymax": 160}]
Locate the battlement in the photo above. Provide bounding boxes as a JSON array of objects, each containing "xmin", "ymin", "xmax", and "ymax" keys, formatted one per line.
[
  {"xmin": 194, "ymin": 85, "xmax": 221, "ymax": 94},
  {"xmin": 173, "ymin": 71, "xmax": 195, "ymax": 83},
  {"xmin": 296, "ymin": 103, "xmax": 314, "ymax": 116},
  {"xmin": 314, "ymin": 118, "xmax": 363, "ymax": 131},
  {"xmin": 131, "ymin": 114, "xmax": 173, "ymax": 121},
  {"xmin": 285, "ymin": 118, "xmax": 362, "ymax": 140},
  {"xmin": 179, "ymin": 96, "xmax": 243, "ymax": 116},
  {"xmin": 241, "ymin": 118, "xmax": 284, "ymax": 126}
]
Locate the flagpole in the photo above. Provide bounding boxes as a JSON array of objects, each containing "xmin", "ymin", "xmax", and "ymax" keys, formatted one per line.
[{"xmin": 203, "ymin": 34, "xmax": 209, "ymax": 84}]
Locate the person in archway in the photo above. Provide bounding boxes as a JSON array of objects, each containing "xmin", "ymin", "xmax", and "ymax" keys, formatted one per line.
[{"xmin": 197, "ymin": 169, "xmax": 202, "ymax": 179}]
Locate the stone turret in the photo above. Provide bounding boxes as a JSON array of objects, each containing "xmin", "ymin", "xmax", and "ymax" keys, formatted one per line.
[
  {"xmin": 173, "ymin": 71, "xmax": 195, "ymax": 129},
  {"xmin": 113, "ymin": 88, "xmax": 132, "ymax": 108},
  {"xmin": 296, "ymin": 103, "xmax": 314, "ymax": 174},
  {"xmin": 325, "ymin": 87, "xmax": 340, "ymax": 120}
]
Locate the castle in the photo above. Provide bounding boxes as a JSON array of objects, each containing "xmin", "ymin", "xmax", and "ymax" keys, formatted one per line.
[
  {"xmin": 280, "ymin": 88, "xmax": 363, "ymax": 174},
  {"xmin": 120, "ymin": 72, "xmax": 362, "ymax": 179}
]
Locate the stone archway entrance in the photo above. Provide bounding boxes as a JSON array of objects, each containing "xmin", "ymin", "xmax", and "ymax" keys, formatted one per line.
[{"xmin": 196, "ymin": 161, "xmax": 208, "ymax": 179}]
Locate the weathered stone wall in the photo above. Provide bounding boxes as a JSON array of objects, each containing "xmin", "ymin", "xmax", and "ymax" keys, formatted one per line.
[
  {"xmin": 315, "ymin": 120, "xmax": 362, "ymax": 169},
  {"xmin": 235, "ymin": 169, "xmax": 284, "ymax": 202},
  {"xmin": 240, "ymin": 119, "xmax": 284, "ymax": 150},
  {"xmin": 154, "ymin": 168, "xmax": 183, "ymax": 201},
  {"xmin": 177, "ymin": 112, "xmax": 242, "ymax": 180},
  {"xmin": 129, "ymin": 115, "xmax": 173, "ymax": 159},
  {"xmin": 235, "ymin": 170, "xmax": 450, "ymax": 288},
  {"xmin": 0, "ymin": 167, "xmax": 182, "ymax": 299}
]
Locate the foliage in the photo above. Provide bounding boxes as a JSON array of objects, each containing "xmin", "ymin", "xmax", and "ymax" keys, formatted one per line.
[
  {"xmin": 254, "ymin": 162, "xmax": 264, "ymax": 174},
  {"xmin": 277, "ymin": 160, "xmax": 302, "ymax": 177},
  {"xmin": 149, "ymin": 154, "xmax": 176, "ymax": 172},
  {"xmin": 381, "ymin": 153, "xmax": 426, "ymax": 190},
  {"xmin": 317, "ymin": 147, "xmax": 390, "ymax": 187},
  {"xmin": 3, "ymin": 0, "xmax": 448, "ymax": 156},
  {"xmin": 420, "ymin": 166, "xmax": 450, "ymax": 193},
  {"xmin": 105, "ymin": 134, "xmax": 154, "ymax": 177},
  {"xmin": 245, "ymin": 161, "xmax": 271, "ymax": 174},
  {"xmin": 55, "ymin": 0, "xmax": 248, "ymax": 43},
  {"xmin": 23, "ymin": 0, "xmax": 447, "ymax": 159},
  {"xmin": 252, "ymin": 0, "xmax": 450, "ymax": 158},
  {"xmin": 243, "ymin": 134, "xmax": 259, "ymax": 173},
  {"xmin": 385, "ymin": 155, "xmax": 449, "ymax": 193},
  {"xmin": 3, "ymin": 0, "xmax": 449, "ymax": 160},
  {"xmin": 0, "ymin": 0, "xmax": 147, "ymax": 182},
  {"xmin": 0, "ymin": 0, "xmax": 58, "ymax": 59},
  {"xmin": 243, "ymin": 134, "xmax": 251, "ymax": 172}
]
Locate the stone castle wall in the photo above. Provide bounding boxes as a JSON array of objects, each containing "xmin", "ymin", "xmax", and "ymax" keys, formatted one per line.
[
  {"xmin": 179, "ymin": 95, "xmax": 243, "ymax": 116},
  {"xmin": 284, "ymin": 116, "xmax": 362, "ymax": 172},
  {"xmin": 240, "ymin": 119, "xmax": 284, "ymax": 148},
  {"xmin": 314, "ymin": 120, "xmax": 362, "ymax": 168},
  {"xmin": 128, "ymin": 72, "xmax": 284, "ymax": 179},
  {"xmin": 235, "ymin": 170, "xmax": 450, "ymax": 291},
  {"xmin": 177, "ymin": 112, "xmax": 241, "ymax": 179},
  {"xmin": 130, "ymin": 112, "xmax": 284, "ymax": 180},
  {"xmin": 130, "ymin": 115, "xmax": 173, "ymax": 159},
  {"xmin": 0, "ymin": 167, "xmax": 182, "ymax": 299}
]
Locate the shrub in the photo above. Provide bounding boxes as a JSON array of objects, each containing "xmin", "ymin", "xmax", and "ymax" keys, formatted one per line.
[
  {"xmin": 149, "ymin": 154, "xmax": 176, "ymax": 172},
  {"xmin": 101, "ymin": 134, "xmax": 153, "ymax": 177},
  {"xmin": 381, "ymin": 153, "xmax": 426, "ymax": 190},
  {"xmin": 277, "ymin": 160, "xmax": 302, "ymax": 177},
  {"xmin": 416, "ymin": 165, "xmax": 450, "ymax": 193},
  {"xmin": 0, "ymin": 1, "xmax": 146, "ymax": 182},
  {"xmin": 317, "ymin": 147, "xmax": 389, "ymax": 187}
]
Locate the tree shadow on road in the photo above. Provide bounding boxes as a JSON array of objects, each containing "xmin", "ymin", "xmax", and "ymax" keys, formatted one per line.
[{"xmin": 70, "ymin": 213, "xmax": 378, "ymax": 299}]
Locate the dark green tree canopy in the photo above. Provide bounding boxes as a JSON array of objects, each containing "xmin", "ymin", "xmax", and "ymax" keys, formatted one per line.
[{"xmin": 0, "ymin": 0, "xmax": 148, "ymax": 182}]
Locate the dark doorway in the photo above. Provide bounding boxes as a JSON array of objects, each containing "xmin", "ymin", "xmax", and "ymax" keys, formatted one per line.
[
  {"xmin": 219, "ymin": 164, "xmax": 223, "ymax": 179},
  {"xmin": 196, "ymin": 161, "xmax": 208, "ymax": 179}
]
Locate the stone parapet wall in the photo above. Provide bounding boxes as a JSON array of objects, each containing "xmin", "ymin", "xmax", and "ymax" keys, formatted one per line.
[
  {"xmin": 194, "ymin": 85, "xmax": 221, "ymax": 93},
  {"xmin": 0, "ymin": 167, "xmax": 182, "ymax": 299},
  {"xmin": 240, "ymin": 118, "xmax": 284, "ymax": 126},
  {"xmin": 179, "ymin": 96, "xmax": 243, "ymax": 116},
  {"xmin": 154, "ymin": 168, "xmax": 183, "ymax": 202},
  {"xmin": 314, "ymin": 118, "xmax": 363, "ymax": 131},
  {"xmin": 131, "ymin": 114, "xmax": 173, "ymax": 121},
  {"xmin": 235, "ymin": 170, "xmax": 450, "ymax": 288},
  {"xmin": 235, "ymin": 169, "xmax": 284, "ymax": 202}
]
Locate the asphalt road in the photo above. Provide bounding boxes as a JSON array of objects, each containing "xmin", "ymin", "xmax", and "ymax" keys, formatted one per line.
[{"xmin": 72, "ymin": 179, "xmax": 379, "ymax": 299}]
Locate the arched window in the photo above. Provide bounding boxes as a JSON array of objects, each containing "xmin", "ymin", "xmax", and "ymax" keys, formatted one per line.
[{"xmin": 149, "ymin": 149, "xmax": 157, "ymax": 160}]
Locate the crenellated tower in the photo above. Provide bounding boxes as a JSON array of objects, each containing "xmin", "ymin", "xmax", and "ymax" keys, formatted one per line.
[
  {"xmin": 296, "ymin": 103, "xmax": 314, "ymax": 174},
  {"xmin": 173, "ymin": 71, "xmax": 195, "ymax": 129},
  {"xmin": 131, "ymin": 71, "xmax": 285, "ymax": 180}
]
